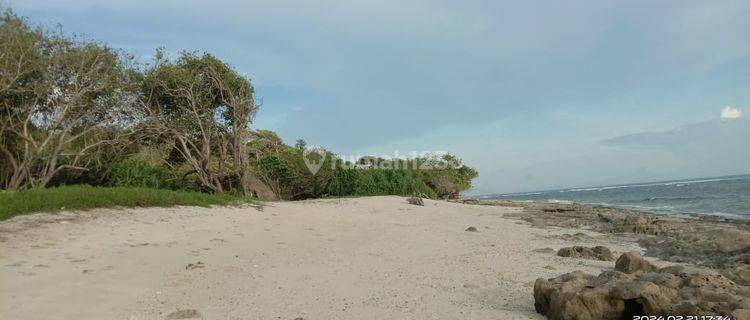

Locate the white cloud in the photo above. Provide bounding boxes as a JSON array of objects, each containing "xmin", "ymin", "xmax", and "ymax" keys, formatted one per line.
[{"xmin": 720, "ymin": 106, "xmax": 742, "ymax": 119}]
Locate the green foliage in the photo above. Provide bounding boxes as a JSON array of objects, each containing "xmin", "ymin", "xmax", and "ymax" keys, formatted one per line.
[
  {"xmin": 108, "ymin": 158, "xmax": 175, "ymax": 189},
  {"xmin": 414, "ymin": 154, "xmax": 479, "ymax": 199},
  {"xmin": 0, "ymin": 185, "xmax": 253, "ymax": 221},
  {"xmin": 244, "ymin": 136, "xmax": 476, "ymax": 200},
  {"xmin": 0, "ymin": 8, "xmax": 480, "ymax": 214},
  {"xmin": 324, "ymin": 168, "xmax": 437, "ymax": 198},
  {"xmin": 142, "ymin": 50, "xmax": 254, "ymax": 128},
  {"xmin": 1, "ymin": 8, "xmax": 138, "ymax": 189}
]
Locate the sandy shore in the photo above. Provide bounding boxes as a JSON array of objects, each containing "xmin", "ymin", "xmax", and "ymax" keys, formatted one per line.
[{"xmin": 0, "ymin": 196, "xmax": 649, "ymax": 320}]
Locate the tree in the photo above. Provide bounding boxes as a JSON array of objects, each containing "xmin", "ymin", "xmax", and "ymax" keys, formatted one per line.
[
  {"xmin": 139, "ymin": 51, "xmax": 257, "ymax": 194},
  {"xmin": 294, "ymin": 138, "xmax": 306, "ymax": 151},
  {"xmin": 0, "ymin": 11, "xmax": 137, "ymax": 189}
]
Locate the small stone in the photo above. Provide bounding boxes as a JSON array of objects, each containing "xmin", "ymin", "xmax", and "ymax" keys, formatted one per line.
[
  {"xmin": 185, "ymin": 262, "xmax": 205, "ymax": 270},
  {"xmin": 465, "ymin": 226, "xmax": 478, "ymax": 232},
  {"xmin": 165, "ymin": 309, "xmax": 201, "ymax": 319},
  {"xmin": 407, "ymin": 196, "xmax": 424, "ymax": 206}
]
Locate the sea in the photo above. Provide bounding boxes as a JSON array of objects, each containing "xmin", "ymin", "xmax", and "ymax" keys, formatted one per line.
[{"xmin": 481, "ymin": 174, "xmax": 750, "ymax": 219}]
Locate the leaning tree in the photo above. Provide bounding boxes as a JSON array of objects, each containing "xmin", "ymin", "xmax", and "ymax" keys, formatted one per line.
[
  {"xmin": 139, "ymin": 51, "xmax": 257, "ymax": 194},
  {"xmin": 0, "ymin": 11, "xmax": 137, "ymax": 189}
]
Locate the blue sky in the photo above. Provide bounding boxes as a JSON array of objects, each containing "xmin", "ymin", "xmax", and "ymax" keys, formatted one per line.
[{"xmin": 10, "ymin": 0, "xmax": 750, "ymax": 193}]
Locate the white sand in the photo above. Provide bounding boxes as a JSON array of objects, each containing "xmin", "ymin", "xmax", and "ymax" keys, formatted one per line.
[{"xmin": 0, "ymin": 196, "xmax": 645, "ymax": 320}]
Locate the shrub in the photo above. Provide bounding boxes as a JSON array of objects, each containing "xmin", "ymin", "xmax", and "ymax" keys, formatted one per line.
[
  {"xmin": 324, "ymin": 168, "xmax": 437, "ymax": 198},
  {"xmin": 108, "ymin": 158, "xmax": 176, "ymax": 189}
]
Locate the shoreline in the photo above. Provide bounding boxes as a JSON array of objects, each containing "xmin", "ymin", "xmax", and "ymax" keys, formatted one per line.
[
  {"xmin": 468, "ymin": 198, "xmax": 750, "ymax": 224},
  {"xmin": 460, "ymin": 198, "xmax": 750, "ymax": 287},
  {"xmin": 472, "ymin": 197, "xmax": 750, "ymax": 221}
]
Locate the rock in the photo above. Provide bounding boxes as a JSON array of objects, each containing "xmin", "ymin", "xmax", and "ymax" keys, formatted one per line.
[
  {"xmin": 479, "ymin": 198, "xmax": 750, "ymax": 286},
  {"xmin": 185, "ymin": 261, "xmax": 205, "ymax": 270},
  {"xmin": 549, "ymin": 233, "xmax": 592, "ymax": 241},
  {"xmin": 556, "ymin": 246, "xmax": 614, "ymax": 261},
  {"xmin": 615, "ymin": 252, "xmax": 656, "ymax": 274},
  {"xmin": 731, "ymin": 309, "xmax": 750, "ymax": 320},
  {"xmin": 166, "ymin": 309, "xmax": 201, "ymax": 319},
  {"xmin": 465, "ymin": 226, "xmax": 478, "ymax": 232},
  {"xmin": 407, "ymin": 196, "xmax": 424, "ymax": 206},
  {"xmin": 533, "ymin": 253, "xmax": 749, "ymax": 320}
]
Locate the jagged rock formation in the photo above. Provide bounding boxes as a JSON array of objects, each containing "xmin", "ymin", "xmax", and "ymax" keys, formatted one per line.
[
  {"xmin": 614, "ymin": 251, "xmax": 657, "ymax": 273},
  {"xmin": 533, "ymin": 252, "xmax": 750, "ymax": 320},
  {"xmin": 486, "ymin": 199, "xmax": 750, "ymax": 286},
  {"xmin": 557, "ymin": 246, "xmax": 615, "ymax": 261}
]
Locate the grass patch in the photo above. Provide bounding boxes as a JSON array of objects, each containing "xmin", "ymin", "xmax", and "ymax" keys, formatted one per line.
[{"xmin": 0, "ymin": 185, "xmax": 256, "ymax": 221}]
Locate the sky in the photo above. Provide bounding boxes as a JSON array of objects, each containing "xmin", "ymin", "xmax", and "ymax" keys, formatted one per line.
[{"xmin": 8, "ymin": 0, "xmax": 750, "ymax": 194}]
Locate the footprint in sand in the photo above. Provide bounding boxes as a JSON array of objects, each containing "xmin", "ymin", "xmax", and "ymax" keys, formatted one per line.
[
  {"xmin": 128, "ymin": 242, "xmax": 151, "ymax": 247},
  {"xmin": 533, "ymin": 248, "xmax": 555, "ymax": 254},
  {"xmin": 83, "ymin": 265, "xmax": 114, "ymax": 274},
  {"xmin": 5, "ymin": 260, "xmax": 25, "ymax": 267}
]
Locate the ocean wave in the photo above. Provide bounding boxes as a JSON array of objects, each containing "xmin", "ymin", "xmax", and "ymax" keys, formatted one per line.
[
  {"xmin": 636, "ymin": 195, "xmax": 721, "ymax": 202},
  {"xmin": 546, "ymin": 199, "xmax": 573, "ymax": 204},
  {"xmin": 558, "ymin": 176, "xmax": 746, "ymax": 193}
]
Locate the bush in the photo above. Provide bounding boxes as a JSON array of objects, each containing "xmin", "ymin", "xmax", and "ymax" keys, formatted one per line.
[
  {"xmin": 108, "ymin": 158, "xmax": 176, "ymax": 189},
  {"xmin": 324, "ymin": 168, "xmax": 437, "ymax": 198}
]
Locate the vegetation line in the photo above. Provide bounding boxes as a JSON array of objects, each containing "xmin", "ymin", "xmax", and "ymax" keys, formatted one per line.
[{"xmin": 0, "ymin": 185, "xmax": 254, "ymax": 220}]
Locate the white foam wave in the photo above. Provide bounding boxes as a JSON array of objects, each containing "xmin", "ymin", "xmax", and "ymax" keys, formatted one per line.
[
  {"xmin": 546, "ymin": 199, "xmax": 573, "ymax": 204},
  {"xmin": 559, "ymin": 177, "xmax": 742, "ymax": 193}
]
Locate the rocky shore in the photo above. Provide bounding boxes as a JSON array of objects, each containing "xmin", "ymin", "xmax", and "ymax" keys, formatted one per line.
[{"xmin": 469, "ymin": 199, "xmax": 750, "ymax": 319}]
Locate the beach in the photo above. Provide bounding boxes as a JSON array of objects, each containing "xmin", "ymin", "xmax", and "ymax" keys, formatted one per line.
[{"xmin": 0, "ymin": 196, "xmax": 651, "ymax": 320}]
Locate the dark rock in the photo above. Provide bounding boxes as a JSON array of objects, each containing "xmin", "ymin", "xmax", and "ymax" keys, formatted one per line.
[
  {"xmin": 557, "ymin": 246, "xmax": 614, "ymax": 261},
  {"xmin": 185, "ymin": 261, "xmax": 205, "ymax": 270},
  {"xmin": 166, "ymin": 309, "xmax": 201, "ymax": 319},
  {"xmin": 407, "ymin": 196, "xmax": 424, "ymax": 206},
  {"xmin": 465, "ymin": 226, "xmax": 478, "ymax": 232},
  {"xmin": 615, "ymin": 252, "xmax": 656, "ymax": 274},
  {"xmin": 533, "ymin": 253, "xmax": 749, "ymax": 320}
]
